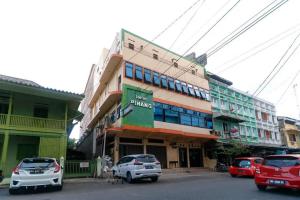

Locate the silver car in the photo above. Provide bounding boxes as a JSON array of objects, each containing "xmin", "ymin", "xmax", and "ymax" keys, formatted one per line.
[
  {"xmin": 113, "ymin": 154, "xmax": 162, "ymax": 183},
  {"xmin": 9, "ymin": 157, "xmax": 63, "ymax": 194}
]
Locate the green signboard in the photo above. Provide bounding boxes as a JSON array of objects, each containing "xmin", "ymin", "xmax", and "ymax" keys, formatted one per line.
[{"xmin": 121, "ymin": 84, "xmax": 154, "ymax": 128}]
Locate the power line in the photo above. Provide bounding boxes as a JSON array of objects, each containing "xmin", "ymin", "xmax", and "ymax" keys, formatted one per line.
[
  {"xmin": 206, "ymin": 0, "xmax": 278, "ymax": 54},
  {"xmin": 143, "ymin": 0, "xmax": 206, "ymax": 91},
  {"xmin": 255, "ymin": 39, "xmax": 300, "ymax": 96},
  {"xmin": 180, "ymin": 0, "xmax": 242, "ymax": 60},
  {"xmin": 144, "ymin": 0, "xmax": 241, "ymax": 93},
  {"xmin": 177, "ymin": 0, "xmax": 232, "ymax": 51},
  {"xmin": 276, "ymin": 70, "xmax": 300, "ymax": 104},
  {"xmin": 170, "ymin": 0, "xmax": 242, "ymax": 79},
  {"xmin": 207, "ymin": 0, "xmax": 289, "ymax": 57},
  {"xmin": 217, "ymin": 28, "xmax": 300, "ymax": 73},
  {"xmin": 127, "ymin": 0, "xmax": 203, "ymax": 62}
]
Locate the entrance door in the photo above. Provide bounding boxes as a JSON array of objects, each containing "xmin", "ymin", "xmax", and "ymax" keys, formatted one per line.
[
  {"xmin": 146, "ymin": 145, "xmax": 167, "ymax": 168},
  {"xmin": 179, "ymin": 148, "xmax": 188, "ymax": 168},
  {"xmin": 189, "ymin": 148, "xmax": 203, "ymax": 167},
  {"xmin": 119, "ymin": 144, "xmax": 143, "ymax": 158}
]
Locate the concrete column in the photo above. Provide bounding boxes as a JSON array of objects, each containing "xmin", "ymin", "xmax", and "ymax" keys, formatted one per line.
[
  {"xmin": 1, "ymin": 131, "xmax": 9, "ymax": 176},
  {"xmin": 187, "ymin": 145, "xmax": 190, "ymax": 168},
  {"xmin": 143, "ymin": 138, "xmax": 147, "ymax": 154},
  {"xmin": 113, "ymin": 136, "xmax": 119, "ymax": 164},
  {"xmin": 92, "ymin": 128, "xmax": 96, "ymax": 158}
]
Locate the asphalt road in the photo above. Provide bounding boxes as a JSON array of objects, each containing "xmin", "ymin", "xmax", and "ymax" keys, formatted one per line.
[{"xmin": 1, "ymin": 173, "xmax": 300, "ymax": 200}]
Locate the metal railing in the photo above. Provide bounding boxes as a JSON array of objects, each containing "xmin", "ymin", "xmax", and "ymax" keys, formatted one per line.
[
  {"xmin": 0, "ymin": 113, "xmax": 65, "ymax": 131},
  {"xmin": 0, "ymin": 114, "xmax": 7, "ymax": 126},
  {"xmin": 64, "ymin": 160, "xmax": 97, "ymax": 178}
]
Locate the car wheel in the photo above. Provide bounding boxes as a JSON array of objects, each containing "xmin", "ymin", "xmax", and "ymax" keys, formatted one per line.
[
  {"xmin": 230, "ymin": 174, "xmax": 237, "ymax": 177},
  {"xmin": 126, "ymin": 172, "xmax": 132, "ymax": 183},
  {"xmin": 9, "ymin": 188, "xmax": 19, "ymax": 195},
  {"xmin": 256, "ymin": 184, "xmax": 267, "ymax": 191},
  {"xmin": 151, "ymin": 177, "xmax": 158, "ymax": 182}
]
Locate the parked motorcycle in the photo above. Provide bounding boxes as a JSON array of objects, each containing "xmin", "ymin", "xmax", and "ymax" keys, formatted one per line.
[{"xmin": 215, "ymin": 162, "xmax": 228, "ymax": 172}]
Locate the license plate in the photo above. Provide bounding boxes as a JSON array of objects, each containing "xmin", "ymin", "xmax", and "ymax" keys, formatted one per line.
[
  {"xmin": 268, "ymin": 179, "xmax": 285, "ymax": 185},
  {"xmin": 145, "ymin": 166, "xmax": 153, "ymax": 169},
  {"xmin": 30, "ymin": 169, "xmax": 43, "ymax": 174},
  {"xmin": 237, "ymin": 169, "xmax": 244, "ymax": 173}
]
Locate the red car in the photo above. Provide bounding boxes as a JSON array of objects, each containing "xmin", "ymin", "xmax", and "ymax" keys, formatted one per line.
[
  {"xmin": 255, "ymin": 154, "xmax": 300, "ymax": 191},
  {"xmin": 229, "ymin": 157, "xmax": 263, "ymax": 177}
]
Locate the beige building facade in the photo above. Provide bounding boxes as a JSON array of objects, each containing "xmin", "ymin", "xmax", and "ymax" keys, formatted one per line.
[{"xmin": 78, "ymin": 29, "xmax": 217, "ymax": 169}]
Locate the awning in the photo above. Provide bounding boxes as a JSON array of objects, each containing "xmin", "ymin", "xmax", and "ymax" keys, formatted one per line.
[
  {"xmin": 107, "ymin": 125, "xmax": 219, "ymax": 140},
  {"xmin": 213, "ymin": 112, "xmax": 245, "ymax": 123}
]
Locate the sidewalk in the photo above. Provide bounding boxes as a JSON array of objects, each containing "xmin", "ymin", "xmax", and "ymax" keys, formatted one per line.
[{"xmin": 0, "ymin": 168, "xmax": 225, "ymax": 188}]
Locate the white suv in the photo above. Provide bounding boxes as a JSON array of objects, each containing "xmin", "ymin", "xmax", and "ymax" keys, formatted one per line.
[
  {"xmin": 9, "ymin": 157, "xmax": 63, "ymax": 194},
  {"xmin": 113, "ymin": 154, "xmax": 162, "ymax": 183}
]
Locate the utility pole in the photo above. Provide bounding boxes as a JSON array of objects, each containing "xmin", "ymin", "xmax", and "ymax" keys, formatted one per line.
[{"xmin": 293, "ymin": 84, "xmax": 300, "ymax": 119}]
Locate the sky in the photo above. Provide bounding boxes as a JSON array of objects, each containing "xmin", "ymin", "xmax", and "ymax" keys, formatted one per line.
[{"xmin": 1, "ymin": 0, "xmax": 300, "ymax": 139}]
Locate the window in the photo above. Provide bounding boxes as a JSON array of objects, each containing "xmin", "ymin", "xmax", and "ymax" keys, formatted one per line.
[
  {"xmin": 181, "ymin": 82, "xmax": 188, "ymax": 94},
  {"xmin": 128, "ymin": 43, "xmax": 134, "ymax": 50},
  {"xmin": 110, "ymin": 111, "xmax": 116, "ymax": 123},
  {"xmin": 199, "ymin": 117, "xmax": 205, "ymax": 128},
  {"xmin": 125, "ymin": 62, "xmax": 133, "ymax": 78},
  {"xmin": 199, "ymin": 88, "xmax": 206, "ymax": 100},
  {"xmin": 180, "ymin": 114, "xmax": 191, "ymax": 126},
  {"xmin": 188, "ymin": 84, "xmax": 195, "ymax": 96},
  {"xmin": 161, "ymin": 75, "xmax": 168, "ymax": 88},
  {"xmin": 165, "ymin": 110, "xmax": 179, "ymax": 123},
  {"xmin": 175, "ymin": 80, "xmax": 182, "ymax": 93},
  {"xmin": 153, "ymin": 54, "xmax": 158, "ymax": 60},
  {"xmin": 205, "ymin": 90, "xmax": 211, "ymax": 101},
  {"xmin": 168, "ymin": 77, "xmax": 175, "ymax": 90},
  {"xmin": 153, "ymin": 72, "xmax": 160, "ymax": 86},
  {"xmin": 118, "ymin": 75, "xmax": 121, "ymax": 91},
  {"xmin": 154, "ymin": 106, "xmax": 163, "ymax": 121},
  {"xmin": 194, "ymin": 86, "xmax": 201, "ymax": 98},
  {"xmin": 144, "ymin": 69, "xmax": 152, "ymax": 83},
  {"xmin": 135, "ymin": 66, "xmax": 143, "ymax": 81},
  {"xmin": 153, "ymin": 102, "xmax": 213, "ymax": 129},
  {"xmin": 117, "ymin": 105, "xmax": 121, "ymax": 119},
  {"xmin": 289, "ymin": 134, "xmax": 296, "ymax": 142},
  {"xmin": 192, "ymin": 117, "xmax": 199, "ymax": 127},
  {"xmin": 33, "ymin": 106, "xmax": 48, "ymax": 118},
  {"xmin": 205, "ymin": 117, "xmax": 213, "ymax": 129}
]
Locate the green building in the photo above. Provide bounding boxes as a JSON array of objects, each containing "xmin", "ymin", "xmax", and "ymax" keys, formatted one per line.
[
  {"xmin": 0, "ymin": 74, "xmax": 83, "ymax": 180},
  {"xmin": 208, "ymin": 73, "xmax": 258, "ymax": 144}
]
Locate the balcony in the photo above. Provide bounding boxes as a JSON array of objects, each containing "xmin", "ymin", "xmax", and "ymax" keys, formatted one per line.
[{"xmin": 0, "ymin": 113, "xmax": 65, "ymax": 133}]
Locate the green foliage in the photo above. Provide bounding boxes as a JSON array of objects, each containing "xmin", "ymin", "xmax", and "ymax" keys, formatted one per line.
[
  {"xmin": 67, "ymin": 138, "xmax": 77, "ymax": 150},
  {"xmin": 217, "ymin": 140, "xmax": 250, "ymax": 158}
]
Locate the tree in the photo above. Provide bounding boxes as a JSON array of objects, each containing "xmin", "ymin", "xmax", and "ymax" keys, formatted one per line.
[{"xmin": 67, "ymin": 138, "xmax": 77, "ymax": 150}]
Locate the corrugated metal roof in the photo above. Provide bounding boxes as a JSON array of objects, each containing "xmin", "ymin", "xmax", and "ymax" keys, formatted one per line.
[{"xmin": 0, "ymin": 74, "xmax": 84, "ymax": 98}]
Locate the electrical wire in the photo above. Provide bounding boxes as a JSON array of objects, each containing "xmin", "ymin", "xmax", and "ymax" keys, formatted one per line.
[
  {"xmin": 255, "ymin": 39, "xmax": 300, "ymax": 96},
  {"xmin": 207, "ymin": 0, "xmax": 289, "ymax": 57},
  {"xmin": 143, "ymin": 0, "xmax": 206, "ymax": 91},
  {"xmin": 217, "ymin": 28, "xmax": 300, "ymax": 73},
  {"xmin": 127, "ymin": 0, "xmax": 203, "ymax": 62},
  {"xmin": 276, "ymin": 70, "xmax": 300, "ymax": 104},
  {"xmin": 206, "ymin": 0, "xmax": 278, "ymax": 54}
]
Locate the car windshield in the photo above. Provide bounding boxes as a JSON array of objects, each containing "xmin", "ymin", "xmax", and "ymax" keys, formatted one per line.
[
  {"xmin": 20, "ymin": 158, "xmax": 55, "ymax": 169},
  {"xmin": 136, "ymin": 155, "xmax": 156, "ymax": 163},
  {"xmin": 233, "ymin": 159, "xmax": 251, "ymax": 168},
  {"xmin": 263, "ymin": 156, "xmax": 300, "ymax": 168}
]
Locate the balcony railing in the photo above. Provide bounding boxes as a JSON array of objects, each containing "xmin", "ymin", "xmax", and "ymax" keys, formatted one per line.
[{"xmin": 0, "ymin": 113, "xmax": 65, "ymax": 132}]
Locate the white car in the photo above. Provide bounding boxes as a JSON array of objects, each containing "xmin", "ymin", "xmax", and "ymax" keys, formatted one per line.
[
  {"xmin": 113, "ymin": 154, "xmax": 162, "ymax": 183},
  {"xmin": 9, "ymin": 157, "xmax": 63, "ymax": 194}
]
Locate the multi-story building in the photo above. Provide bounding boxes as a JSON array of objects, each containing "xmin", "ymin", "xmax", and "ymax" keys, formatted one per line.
[
  {"xmin": 78, "ymin": 29, "xmax": 218, "ymax": 169},
  {"xmin": 0, "ymin": 74, "xmax": 83, "ymax": 181},
  {"xmin": 208, "ymin": 73, "xmax": 281, "ymax": 149},
  {"xmin": 254, "ymin": 98, "xmax": 281, "ymax": 146},
  {"xmin": 278, "ymin": 116, "xmax": 300, "ymax": 149}
]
